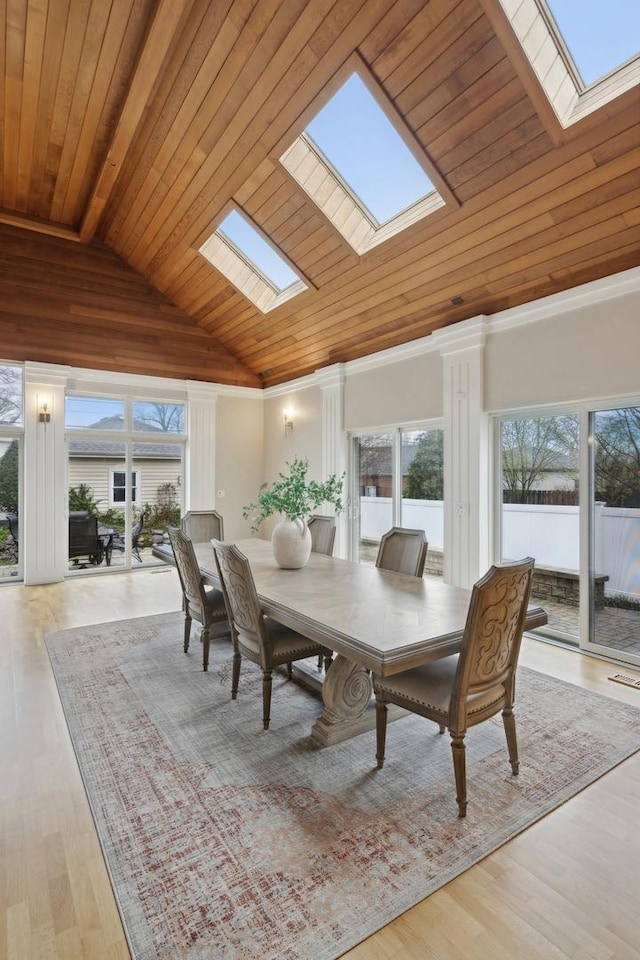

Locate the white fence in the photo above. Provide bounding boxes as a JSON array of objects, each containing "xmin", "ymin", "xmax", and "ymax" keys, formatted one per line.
[{"xmin": 359, "ymin": 497, "xmax": 640, "ymax": 600}]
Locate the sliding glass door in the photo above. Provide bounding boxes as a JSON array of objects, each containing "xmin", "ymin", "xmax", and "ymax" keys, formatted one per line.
[
  {"xmin": 587, "ymin": 405, "xmax": 640, "ymax": 665},
  {"xmin": 497, "ymin": 412, "xmax": 580, "ymax": 643},
  {"xmin": 350, "ymin": 425, "xmax": 444, "ymax": 573},
  {"xmin": 66, "ymin": 395, "xmax": 185, "ymax": 574}
]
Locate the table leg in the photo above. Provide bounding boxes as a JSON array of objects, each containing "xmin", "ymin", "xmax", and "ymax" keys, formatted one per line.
[{"xmin": 310, "ymin": 654, "xmax": 374, "ymax": 747}]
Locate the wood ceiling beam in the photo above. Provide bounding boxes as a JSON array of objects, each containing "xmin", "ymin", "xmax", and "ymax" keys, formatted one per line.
[
  {"xmin": 79, "ymin": 0, "xmax": 192, "ymax": 243},
  {"xmin": 0, "ymin": 210, "xmax": 81, "ymax": 242}
]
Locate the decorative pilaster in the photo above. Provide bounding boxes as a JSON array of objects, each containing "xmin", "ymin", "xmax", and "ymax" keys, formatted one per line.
[
  {"xmin": 434, "ymin": 318, "xmax": 490, "ymax": 589},
  {"xmin": 316, "ymin": 364, "xmax": 346, "ymax": 556},
  {"xmin": 185, "ymin": 381, "xmax": 219, "ymax": 510},
  {"xmin": 23, "ymin": 362, "xmax": 70, "ymax": 584}
]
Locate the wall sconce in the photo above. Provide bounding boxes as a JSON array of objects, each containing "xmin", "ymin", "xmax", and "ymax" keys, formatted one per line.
[
  {"xmin": 283, "ymin": 408, "xmax": 293, "ymax": 437},
  {"xmin": 38, "ymin": 398, "xmax": 51, "ymax": 424}
]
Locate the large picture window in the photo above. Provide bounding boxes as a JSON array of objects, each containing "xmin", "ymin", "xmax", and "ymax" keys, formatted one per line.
[{"xmin": 66, "ymin": 394, "xmax": 185, "ymax": 574}]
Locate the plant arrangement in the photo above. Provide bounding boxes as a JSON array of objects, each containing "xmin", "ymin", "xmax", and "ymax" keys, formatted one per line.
[{"xmin": 243, "ymin": 456, "xmax": 344, "ymax": 533}]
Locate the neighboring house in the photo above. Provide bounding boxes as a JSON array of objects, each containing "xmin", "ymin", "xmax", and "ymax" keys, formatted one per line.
[{"xmin": 68, "ymin": 416, "xmax": 182, "ymax": 515}]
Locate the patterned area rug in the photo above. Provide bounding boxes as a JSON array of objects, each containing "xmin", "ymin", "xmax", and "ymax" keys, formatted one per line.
[{"xmin": 46, "ymin": 613, "xmax": 640, "ymax": 960}]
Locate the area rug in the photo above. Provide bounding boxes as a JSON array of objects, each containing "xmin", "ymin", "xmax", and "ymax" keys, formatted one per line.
[{"xmin": 46, "ymin": 612, "xmax": 640, "ymax": 960}]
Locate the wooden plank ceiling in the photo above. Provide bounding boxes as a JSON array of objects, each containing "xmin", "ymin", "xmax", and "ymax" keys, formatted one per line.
[{"xmin": 1, "ymin": 0, "xmax": 638, "ymax": 388}]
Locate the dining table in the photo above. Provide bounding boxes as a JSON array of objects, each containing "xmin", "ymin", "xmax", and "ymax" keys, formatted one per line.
[{"xmin": 153, "ymin": 538, "xmax": 548, "ymax": 746}]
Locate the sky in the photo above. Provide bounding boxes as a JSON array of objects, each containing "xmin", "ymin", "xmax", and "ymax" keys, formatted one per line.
[{"xmin": 546, "ymin": 0, "xmax": 640, "ymax": 86}]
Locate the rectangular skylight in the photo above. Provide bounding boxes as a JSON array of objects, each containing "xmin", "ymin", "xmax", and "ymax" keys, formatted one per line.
[
  {"xmin": 216, "ymin": 209, "xmax": 299, "ymax": 292},
  {"xmin": 305, "ymin": 72, "xmax": 435, "ymax": 226},
  {"xmin": 544, "ymin": 0, "xmax": 640, "ymax": 87},
  {"xmin": 199, "ymin": 207, "xmax": 307, "ymax": 313}
]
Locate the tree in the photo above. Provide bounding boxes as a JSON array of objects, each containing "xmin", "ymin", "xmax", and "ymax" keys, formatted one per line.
[
  {"xmin": 0, "ymin": 365, "xmax": 22, "ymax": 425},
  {"xmin": 594, "ymin": 407, "xmax": 640, "ymax": 507},
  {"xmin": 0, "ymin": 440, "xmax": 19, "ymax": 513},
  {"xmin": 501, "ymin": 416, "xmax": 578, "ymax": 503},
  {"xmin": 136, "ymin": 403, "xmax": 184, "ymax": 433},
  {"xmin": 404, "ymin": 431, "xmax": 444, "ymax": 500}
]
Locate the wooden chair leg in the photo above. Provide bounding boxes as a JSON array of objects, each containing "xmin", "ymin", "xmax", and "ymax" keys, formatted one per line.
[
  {"xmin": 450, "ymin": 733, "xmax": 467, "ymax": 818},
  {"xmin": 262, "ymin": 670, "xmax": 273, "ymax": 730},
  {"xmin": 317, "ymin": 654, "xmax": 323, "ymax": 671},
  {"xmin": 323, "ymin": 652, "xmax": 333, "ymax": 672},
  {"xmin": 502, "ymin": 707, "xmax": 520, "ymax": 775},
  {"xmin": 375, "ymin": 697, "xmax": 388, "ymax": 769},
  {"xmin": 201, "ymin": 627, "xmax": 211, "ymax": 672},
  {"xmin": 231, "ymin": 650, "xmax": 241, "ymax": 700}
]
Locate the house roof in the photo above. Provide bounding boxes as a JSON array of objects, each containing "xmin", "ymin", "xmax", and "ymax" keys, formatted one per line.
[{"xmin": 0, "ymin": 1, "xmax": 638, "ymax": 388}]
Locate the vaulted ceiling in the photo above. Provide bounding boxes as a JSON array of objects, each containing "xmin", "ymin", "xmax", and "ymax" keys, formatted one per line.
[{"xmin": 1, "ymin": 0, "xmax": 638, "ymax": 388}]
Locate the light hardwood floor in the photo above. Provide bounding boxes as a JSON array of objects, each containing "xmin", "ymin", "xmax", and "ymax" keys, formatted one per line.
[{"xmin": 2, "ymin": 568, "xmax": 639, "ymax": 959}]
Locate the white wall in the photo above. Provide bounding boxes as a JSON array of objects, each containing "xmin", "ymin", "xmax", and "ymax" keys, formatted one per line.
[{"xmin": 215, "ymin": 393, "xmax": 264, "ymax": 540}]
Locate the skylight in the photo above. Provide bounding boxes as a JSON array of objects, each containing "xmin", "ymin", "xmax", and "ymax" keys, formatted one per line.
[
  {"xmin": 544, "ymin": 0, "xmax": 640, "ymax": 87},
  {"xmin": 217, "ymin": 210, "xmax": 299, "ymax": 292},
  {"xmin": 198, "ymin": 208, "xmax": 307, "ymax": 313},
  {"xmin": 495, "ymin": 0, "xmax": 640, "ymax": 127},
  {"xmin": 305, "ymin": 73, "xmax": 435, "ymax": 226},
  {"xmin": 280, "ymin": 68, "xmax": 445, "ymax": 255}
]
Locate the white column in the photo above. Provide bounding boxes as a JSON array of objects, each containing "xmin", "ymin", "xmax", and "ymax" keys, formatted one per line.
[
  {"xmin": 434, "ymin": 318, "xmax": 490, "ymax": 589},
  {"xmin": 316, "ymin": 364, "xmax": 347, "ymax": 556},
  {"xmin": 185, "ymin": 381, "xmax": 219, "ymax": 510},
  {"xmin": 23, "ymin": 362, "xmax": 70, "ymax": 584}
]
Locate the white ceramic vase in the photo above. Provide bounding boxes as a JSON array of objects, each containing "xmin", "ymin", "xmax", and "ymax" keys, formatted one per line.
[{"xmin": 271, "ymin": 517, "xmax": 312, "ymax": 569}]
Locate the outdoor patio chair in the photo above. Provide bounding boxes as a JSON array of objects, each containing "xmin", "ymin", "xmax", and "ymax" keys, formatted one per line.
[
  {"xmin": 111, "ymin": 510, "xmax": 145, "ymax": 561},
  {"xmin": 375, "ymin": 527, "xmax": 428, "ymax": 578},
  {"xmin": 181, "ymin": 510, "xmax": 224, "ymax": 543},
  {"xmin": 212, "ymin": 539, "xmax": 333, "ymax": 730},
  {"xmin": 7, "ymin": 513, "xmax": 19, "ymax": 543},
  {"xmin": 68, "ymin": 514, "xmax": 104, "ymax": 567},
  {"xmin": 374, "ymin": 557, "xmax": 535, "ymax": 817},
  {"xmin": 166, "ymin": 526, "xmax": 229, "ymax": 671}
]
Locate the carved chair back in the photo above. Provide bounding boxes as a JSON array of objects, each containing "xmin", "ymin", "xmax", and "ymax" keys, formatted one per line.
[
  {"xmin": 450, "ymin": 558, "xmax": 535, "ymax": 731},
  {"xmin": 167, "ymin": 526, "xmax": 210, "ymax": 625},
  {"xmin": 375, "ymin": 527, "xmax": 428, "ymax": 578},
  {"xmin": 181, "ymin": 510, "xmax": 224, "ymax": 544}
]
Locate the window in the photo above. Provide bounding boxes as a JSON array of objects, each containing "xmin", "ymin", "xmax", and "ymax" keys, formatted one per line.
[
  {"xmin": 544, "ymin": 0, "xmax": 640, "ymax": 87},
  {"xmin": 111, "ymin": 470, "xmax": 138, "ymax": 506},
  {"xmin": 351, "ymin": 426, "xmax": 444, "ymax": 572},
  {"xmin": 199, "ymin": 208, "xmax": 307, "ymax": 313},
  {"xmin": 494, "ymin": 0, "xmax": 640, "ymax": 126},
  {"xmin": 0, "ymin": 364, "xmax": 23, "ymax": 426},
  {"xmin": 280, "ymin": 69, "xmax": 445, "ymax": 254},
  {"xmin": 497, "ymin": 413, "xmax": 580, "ymax": 642},
  {"xmin": 66, "ymin": 394, "xmax": 184, "ymax": 573}
]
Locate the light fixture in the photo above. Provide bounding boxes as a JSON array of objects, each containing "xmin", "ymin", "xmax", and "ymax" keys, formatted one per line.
[
  {"xmin": 38, "ymin": 398, "xmax": 51, "ymax": 424},
  {"xmin": 284, "ymin": 408, "xmax": 293, "ymax": 437}
]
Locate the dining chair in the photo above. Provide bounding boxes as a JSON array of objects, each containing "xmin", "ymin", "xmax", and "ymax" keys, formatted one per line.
[
  {"xmin": 211, "ymin": 539, "xmax": 333, "ymax": 730},
  {"xmin": 308, "ymin": 514, "xmax": 338, "ymax": 670},
  {"xmin": 181, "ymin": 509, "xmax": 224, "ymax": 543},
  {"xmin": 374, "ymin": 557, "xmax": 535, "ymax": 817},
  {"xmin": 166, "ymin": 527, "xmax": 229, "ymax": 671},
  {"xmin": 375, "ymin": 527, "xmax": 428, "ymax": 578},
  {"xmin": 307, "ymin": 514, "xmax": 336, "ymax": 557}
]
